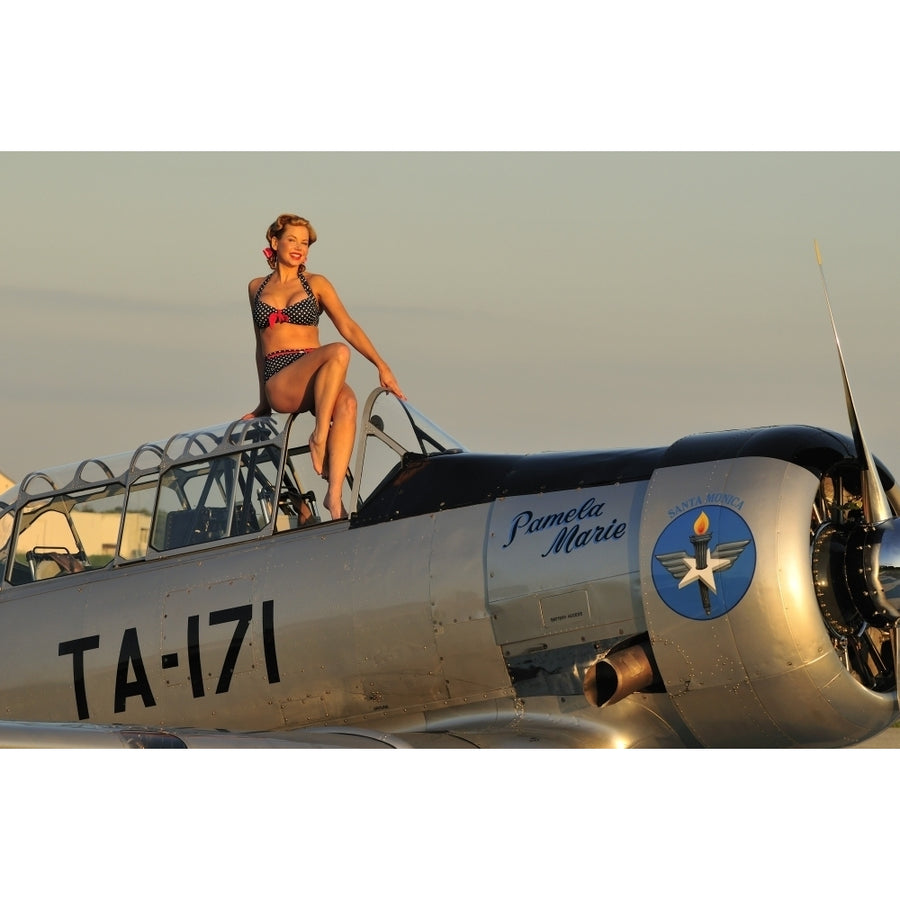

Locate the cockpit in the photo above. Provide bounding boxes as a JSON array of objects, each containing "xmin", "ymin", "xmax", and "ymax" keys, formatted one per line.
[{"xmin": 0, "ymin": 390, "xmax": 465, "ymax": 588}]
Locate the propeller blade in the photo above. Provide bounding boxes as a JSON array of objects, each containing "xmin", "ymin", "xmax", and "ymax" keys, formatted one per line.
[{"xmin": 814, "ymin": 240, "xmax": 892, "ymax": 524}]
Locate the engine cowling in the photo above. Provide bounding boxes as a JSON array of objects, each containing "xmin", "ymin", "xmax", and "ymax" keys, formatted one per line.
[{"xmin": 638, "ymin": 428, "xmax": 898, "ymax": 748}]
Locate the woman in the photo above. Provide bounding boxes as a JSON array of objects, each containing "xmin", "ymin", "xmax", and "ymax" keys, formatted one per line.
[{"xmin": 243, "ymin": 213, "xmax": 404, "ymax": 521}]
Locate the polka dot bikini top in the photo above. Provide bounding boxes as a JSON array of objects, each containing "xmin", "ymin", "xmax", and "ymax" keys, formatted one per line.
[{"xmin": 252, "ymin": 271, "xmax": 320, "ymax": 330}]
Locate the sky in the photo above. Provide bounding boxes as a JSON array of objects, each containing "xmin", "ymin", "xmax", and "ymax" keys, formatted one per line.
[
  {"xmin": 2, "ymin": 151, "xmax": 899, "ymax": 485},
  {"xmin": 3, "ymin": 5, "xmax": 899, "ymax": 487},
  {"xmin": 3, "ymin": 3, "xmax": 897, "ymax": 886}
]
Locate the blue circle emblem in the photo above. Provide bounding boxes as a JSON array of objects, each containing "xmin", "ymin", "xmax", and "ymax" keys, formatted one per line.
[{"xmin": 651, "ymin": 506, "xmax": 756, "ymax": 620}]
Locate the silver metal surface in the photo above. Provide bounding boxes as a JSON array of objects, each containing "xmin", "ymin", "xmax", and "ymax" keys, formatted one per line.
[
  {"xmin": 864, "ymin": 520, "xmax": 900, "ymax": 620},
  {"xmin": 0, "ymin": 387, "xmax": 898, "ymax": 747}
]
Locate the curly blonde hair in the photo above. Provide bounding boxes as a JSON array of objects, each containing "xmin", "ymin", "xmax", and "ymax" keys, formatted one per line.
[{"xmin": 265, "ymin": 214, "xmax": 318, "ymax": 271}]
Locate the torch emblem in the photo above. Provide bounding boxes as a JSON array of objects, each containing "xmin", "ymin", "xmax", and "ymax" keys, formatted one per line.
[{"xmin": 652, "ymin": 507, "xmax": 754, "ymax": 620}]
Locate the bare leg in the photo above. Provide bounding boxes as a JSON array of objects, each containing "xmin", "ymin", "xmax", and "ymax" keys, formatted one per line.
[
  {"xmin": 308, "ymin": 344, "xmax": 351, "ymax": 476},
  {"xmin": 323, "ymin": 384, "xmax": 357, "ymax": 519},
  {"xmin": 265, "ymin": 344, "xmax": 351, "ymax": 476}
]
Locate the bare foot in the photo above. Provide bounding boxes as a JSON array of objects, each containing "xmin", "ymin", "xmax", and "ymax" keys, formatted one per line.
[
  {"xmin": 309, "ymin": 431, "xmax": 326, "ymax": 476},
  {"xmin": 326, "ymin": 493, "xmax": 348, "ymax": 521}
]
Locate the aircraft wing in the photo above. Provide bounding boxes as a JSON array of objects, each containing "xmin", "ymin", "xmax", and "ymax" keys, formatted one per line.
[
  {"xmin": 0, "ymin": 720, "xmax": 484, "ymax": 748},
  {"xmin": 0, "ymin": 692, "xmax": 695, "ymax": 748}
]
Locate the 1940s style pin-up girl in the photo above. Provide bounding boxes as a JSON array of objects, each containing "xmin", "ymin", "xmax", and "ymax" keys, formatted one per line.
[{"xmin": 243, "ymin": 213, "xmax": 404, "ymax": 520}]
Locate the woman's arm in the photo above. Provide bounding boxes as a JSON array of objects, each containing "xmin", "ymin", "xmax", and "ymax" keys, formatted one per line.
[{"xmin": 313, "ymin": 273, "xmax": 406, "ymax": 400}]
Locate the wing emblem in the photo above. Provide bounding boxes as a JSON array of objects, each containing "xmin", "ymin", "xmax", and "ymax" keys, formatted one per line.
[{"xmin": 651, "ymin": 508, "xmax": 756, "ymax": 620}]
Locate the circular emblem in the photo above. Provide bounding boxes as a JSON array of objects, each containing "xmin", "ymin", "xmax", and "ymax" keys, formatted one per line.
[{"xmin": 651, "ymin": 507, "xmax": 756, "ymax": 620}]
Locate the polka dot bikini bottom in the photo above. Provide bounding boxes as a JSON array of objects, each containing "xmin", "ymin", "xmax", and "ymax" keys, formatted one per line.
[{"xmin": 264, "ymin": 348, "xmax": 316, "ymax": 382}]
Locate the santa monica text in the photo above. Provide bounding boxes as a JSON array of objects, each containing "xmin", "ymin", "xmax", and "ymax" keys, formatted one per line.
[
  {"xmin": 667, "ymin": 492, "xmax": 745, "ymax": 519},
  {"xmin": 502, "ymin": 498, "xmax": 628, "ymax": 557}
]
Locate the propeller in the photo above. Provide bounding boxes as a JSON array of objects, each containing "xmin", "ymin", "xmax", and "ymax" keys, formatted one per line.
[
  {"xmin": 813, "ymin": 243, "xmax": 900, "ymax": 698},
  {"xmin": 814, "ymin": 240, "xmax": 892, "ymax": 524}
]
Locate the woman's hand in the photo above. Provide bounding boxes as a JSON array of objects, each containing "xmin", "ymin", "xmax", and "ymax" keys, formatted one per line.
[
  {"xmin": 242, "ymin": 404, "xmax": 271, "ymax": 421},
  {"xmin": 379, "ymin": 365, "xmax": 406, "ymax": 401}
]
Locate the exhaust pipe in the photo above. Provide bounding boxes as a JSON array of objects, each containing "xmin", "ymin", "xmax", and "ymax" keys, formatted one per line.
[{"xmin": 583, "ymin": 642, "xmax": 657, "ymax": 707}]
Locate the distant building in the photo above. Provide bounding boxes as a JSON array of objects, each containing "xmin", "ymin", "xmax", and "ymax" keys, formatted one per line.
[{"xmin": 14, "ymin": 508, "xmax": 152, "ymax": 562}]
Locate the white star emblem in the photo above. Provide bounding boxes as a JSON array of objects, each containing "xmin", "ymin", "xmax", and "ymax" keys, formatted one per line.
[
  {"xmin": 677, "ymin": 555, "xmax": 731, "ymax": 592},
  {"xmin": 656, "ymin": 539, "xmax": 751, "ymax": 594}
]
